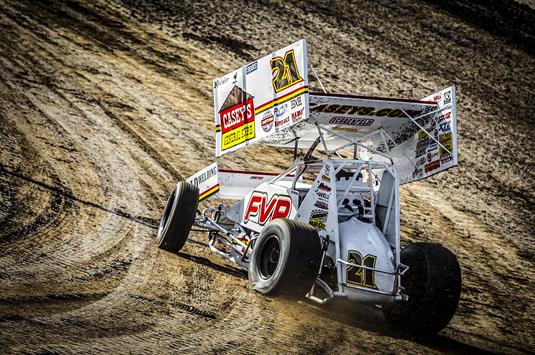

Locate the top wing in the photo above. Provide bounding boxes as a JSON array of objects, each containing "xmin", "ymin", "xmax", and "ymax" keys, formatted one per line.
[
  {"xmin": 213, "ymin": 39, "xmax": 309, "ymax": 157},
  {"xmin": 211, "ymin": 38, "xmax": 458, "ymax": 184}
]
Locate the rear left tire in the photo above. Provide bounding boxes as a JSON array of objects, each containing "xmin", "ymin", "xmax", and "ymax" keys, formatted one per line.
[{"xmin": 248, "ymin": 219, "xmax": 322, "ymax": 298}]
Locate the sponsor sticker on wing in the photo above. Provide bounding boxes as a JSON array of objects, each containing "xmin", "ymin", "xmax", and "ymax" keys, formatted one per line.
[
  {"xmin": 213, "ymin": 39, "xmax": 309, "ymax": 157},
  {"xmin": 218, "ymin": 87, "xmax": 256, "ymax": 151},
  {"xmin": 261, "ymin": 111, "xmax": 274, "ymax": 133},
  {"xmin": 439, "ymin": 132, "xmax": 453, "ymax": 158}
]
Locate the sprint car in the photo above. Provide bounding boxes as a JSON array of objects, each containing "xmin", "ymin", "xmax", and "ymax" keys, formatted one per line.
[{"xmin": 156, "ymin": 40, "xmax": 461, "ymax": 335}]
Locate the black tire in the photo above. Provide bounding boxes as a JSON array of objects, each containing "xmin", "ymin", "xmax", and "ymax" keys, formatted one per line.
[
  {"xmin": 155, "ymin": 182, "xmax": 199, "ymax": 253},
  {"xmin": 383, "ymin": 242, "xmax": 462, "ymax": 336},
  {"xmin": 248, "ymin": 219, "xmax": 322, "ymax": 298}
]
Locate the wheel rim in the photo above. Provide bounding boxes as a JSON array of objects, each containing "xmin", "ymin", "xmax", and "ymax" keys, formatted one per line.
[
  {"xmin": 258, "ymin": 235, "xmax": 280, "ymax": 279},
  {"xmin": 156, "ymin": 188, "xmax": 176, "ymax": 243}
]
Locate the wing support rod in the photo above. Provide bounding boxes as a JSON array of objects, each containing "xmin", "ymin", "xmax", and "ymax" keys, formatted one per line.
[{"xmin": 318, "ymin": 124, "xmax": 392, "ymax": 160}]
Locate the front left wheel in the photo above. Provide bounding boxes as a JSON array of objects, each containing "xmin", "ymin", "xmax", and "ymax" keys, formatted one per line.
[
  {"xmin": 155, "ymin": 182, "xmax": 199, "ymax": 253},
  {"xmin": 248, "ymin": 219, "xmax": 322, "ymax": 298}
]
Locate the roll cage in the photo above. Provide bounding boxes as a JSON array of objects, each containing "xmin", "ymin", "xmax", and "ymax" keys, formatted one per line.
[{"xmin": 193, "ymin": 123, "xmax": 415, "ymax": 303}]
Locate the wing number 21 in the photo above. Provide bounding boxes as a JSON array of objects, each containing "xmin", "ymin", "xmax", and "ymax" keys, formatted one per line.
[{"xmin": 270, "ymin": 49, "xmax": 304, "ymax": 93}]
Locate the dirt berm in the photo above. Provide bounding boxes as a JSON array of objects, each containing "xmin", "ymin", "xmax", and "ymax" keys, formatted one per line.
[{"xmin": 0, "ymin": 0, "xmax": 534, "ymax": 353}]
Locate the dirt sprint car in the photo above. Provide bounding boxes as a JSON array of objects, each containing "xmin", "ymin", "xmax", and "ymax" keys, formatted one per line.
[{"xmin": 156, "ymin": 40, "xmax": 461, "ymax": 335}]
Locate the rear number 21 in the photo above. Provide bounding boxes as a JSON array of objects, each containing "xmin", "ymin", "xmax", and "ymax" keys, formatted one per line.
[
  {"xmin": 270, "ymin": 49, "xmax": 303, "ymax": 93},
  {"xmin": 347, "ymin": 251, "xmax": 378, "ymax": 289}
]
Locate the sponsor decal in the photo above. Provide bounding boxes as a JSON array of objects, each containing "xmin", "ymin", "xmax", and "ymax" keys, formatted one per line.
[
  {"xmin": 315, "ymin": 191, "xmax": 330, "ymax": 200},
  {"xmin": 415, "ymin": 147, "xmax": 426, "ymax": 158},
  {"xmin": 427, "ymin": 151, "xmax": 438, "ymax": 163},
  {"xmin": 439, "ymin": 132, "xmax": 453, "ymax": 157},
  {"xmin": 347, "ymin": 250, "xmax": 378, "ymax": 289},
  {"xmin": 254, "ymin": 86, "xmax": 308, "ymax": 115},
  {"xmin": 261, "ymin": 111, "xmax": 274, "ymax": 133},
  {"xmin": 314, "ymin": 200, "xmax": 329, "ymax": 210},
  {"xmin": 291, "ymin": 108, "xmax": 304, "ymax": 121},
  {"xmin": 274, "ymin": 103, "xmax": 288, "ymax": 118},
  {"xmin": 220, "ymin": 99, "xmax": 254, "ymax": 134},
  {"xmin": 275, "ymin": 116, "xmax": 290, "ymax": 128},
  {"xmin": 416, "ymin": 156, "xmax": 426, "ymax": 166},
  {"xmin": 328, "ymin": 117, "xmax": 374, "ymax": 126},
  {"xmin": 438, "ymin": 111, "xmax": 451, "ymax": 121},
  {"xmin": 417, "ymin": 130, "xmax": 428, "ymax": 141},
  {"xmin": 313, "ymin": 104, "xmax": 423, "ymax": 118},
  {"xmin": 290, "ymin": 96, "xmax": 303, "ymax": 109},
  {"xmin": 244, "ymin": 191, "xmax": 292, "ymax": 225},
  {"xmin": 219, "ymin": 86, "xmax": 256, "ymax": 151},
  {"xmin": 271, "ymin": 49, "xmax": 304, "ymax": 93},
  {"xmin": 424, "ymin": 160, "xmax": 440, "ymax": 173},
  {"xmin": 444, "ymin": 91, "xmax": 452, "ymax": 105},
  {"xmin": 190, "ymin": 166, "xmax": 217, "ymax": 188},
  {"xmin": 310, "ymin": 209, "xmax": 328, "ymax": 220},
  {"xmin": 441, "ymin": 156, "xmax": 453, "ymax": 164},
  {"xmin": 412, "ymin": 166, "xmax": 423, "ymax": 178},
  {"xmin": 318, "ymin": 182, "xmax": 331, "ymax": 192},
  {"xmin": 213, "ymin": 76, "xmax": 229, "ymax": 89},
  {"xmin": 320, "ymin": 166, "xmax": 332, "ymax": 182},
  {"xmin": 309, "ymin": 219, "xmax": 326, "ymax": 230},
  {"xmin": 245, "ymin": 61, "xmax": 258, "ymax": 75},
  {"xmin": 187, "ymin": 163, "xmax": 219, "ymax": 201},
  {"xmin": 416, "ymin": 137, "xmax": 430, "ymax": 151},
  {"xmin": 439, "ymin": 121, "xmax": 451, "ymax": 133}
]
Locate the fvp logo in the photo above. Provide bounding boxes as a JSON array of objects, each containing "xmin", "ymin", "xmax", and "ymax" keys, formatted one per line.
[{"xmin": 244, "ymin": 191, "xmax": 292, "ymax": 225}]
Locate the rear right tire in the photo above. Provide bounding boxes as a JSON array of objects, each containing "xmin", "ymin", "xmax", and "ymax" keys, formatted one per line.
[{"xmin": 383, "ymin": 242, "xmax": 462, "ymax": 335}]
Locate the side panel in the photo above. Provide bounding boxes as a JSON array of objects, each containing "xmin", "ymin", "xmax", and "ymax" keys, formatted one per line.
[
  {"xmin": 339, "ymin": 219, "xmax": 396, "ymax": 297},
  {"xmin": 295, "ymin": 163, "xmax": 338, "ymax": 236},
  {"xmin": 375, "ymin": 168, "xmax": 397, "ymax": 247},
  {"xmin": 218, "ymin": 170, "xmax": 292, "ymax": 200},
  {"xmin": 240, "ymin": 183, "xmax": 299, "ymax": 233},
  {"xmin": 295, "ymin": 162, "xmax": 340, "ymax": 264},
  {"xmin": 213, "ymin": 39, "xmax": 309, "ymax": 157}
]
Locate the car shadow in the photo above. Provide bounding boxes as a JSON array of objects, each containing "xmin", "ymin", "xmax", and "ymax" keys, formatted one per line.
[
  {"xmin": 176, "ymin": 251, "xmax": 247, "ymax": 280},
  {"xmin": 296, "ymin": 299, "xmax": 498, "ymax": 354},
  {"xmin": 170, "ymin": 248, "xmax": 500, "ymax": 354}
]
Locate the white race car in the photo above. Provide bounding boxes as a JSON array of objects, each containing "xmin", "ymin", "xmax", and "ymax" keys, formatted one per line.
[{"xmin": 156, "ymin": 40, "xmax": 461, "ymax": 335}]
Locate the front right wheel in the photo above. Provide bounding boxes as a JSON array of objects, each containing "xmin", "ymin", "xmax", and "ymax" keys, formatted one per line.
[
  {"xmin": 155, "ymin": 182, "xmax": 199, "ymax": 253},
  {"xmin": 383, "ymin": 242, "xmax": 462, "ymax": 335}
]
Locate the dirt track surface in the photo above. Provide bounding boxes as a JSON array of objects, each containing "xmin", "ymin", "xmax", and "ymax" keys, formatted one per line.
[{"xmin": 0, "ymin": 0, "xmax": 534, "ymax": 353}]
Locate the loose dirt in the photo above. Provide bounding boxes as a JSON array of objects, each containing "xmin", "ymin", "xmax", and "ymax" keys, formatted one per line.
[{"xmin": 1, "ymin": 0, "xmax": 533, "ymax": 353}]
